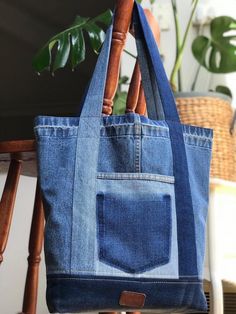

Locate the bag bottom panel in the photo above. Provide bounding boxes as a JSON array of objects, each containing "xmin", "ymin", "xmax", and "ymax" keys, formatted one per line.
[{"xmin": 46, "ymin": 275, "xmax": 207, "ymax": 313}]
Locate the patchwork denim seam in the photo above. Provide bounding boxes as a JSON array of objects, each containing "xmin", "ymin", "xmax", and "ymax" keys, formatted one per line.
[
  {"xmin": 35, "ymin": 135, "xmax": 77, "ymax": 138},
  {"xmin": 35, "ymin": 113, "xmax": 213, "ymax": 139},
  {"xmin": 96, "ymin": 172, "xmax": 175, "ymax": 183},
  {"xmin": 142, "ymin": 135, "xmax": 212, "ymax": 149},
  {"xmin": 35, "ymin": 123, "xmax": 212, "ymax": 142},
  {"xmin": 47, "ymin": 277, "xmax": 203, "ymax": 284},
  {"xmin": 100, "ymin": 124, "xmax": 212, "ymax": 148},
  {"xmin": 34, "ymin": 127, "xmax": 78, "ymax": 138},
  {"xmin": 34, "ymin": 126, "xmax": 78, "ymax": 129},
  {"xmin": 101, "ymin": 119, "xmax": 212, "ymax": 137},
  {"xmin": 134, "ymin": 123, "xmax": 142, "ymax": 172},
  {"xmin": 69, "ymin": 143, "xmax": 78, "ymax": 275},
  {"xmin": 34, "ymin": 114, "xmax": 212, "ymax": 148},
  {"xmin": 46, "ymin": 269, "xmax": 202, "ymax": 277},
  {"xmin": 184, "ymin": 143, "xmax": 213, "ymax": 150},
  {"xmin": 100, "ymin": 131, "xmax": 212, "ymax": 149}
]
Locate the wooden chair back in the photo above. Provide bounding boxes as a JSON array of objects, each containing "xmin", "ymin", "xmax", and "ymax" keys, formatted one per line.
[
  {"xmin": 0, "ymin": 141, "xmax": 44, "ymax": 314},
  {"xmin": 103, "ymin": 0, "xmax": 160, "ymax": 116}
]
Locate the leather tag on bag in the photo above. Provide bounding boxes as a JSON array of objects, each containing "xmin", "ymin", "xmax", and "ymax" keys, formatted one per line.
[{"xmin": 119, "ymin": 291, "xmax": 146, "ymax": 308}]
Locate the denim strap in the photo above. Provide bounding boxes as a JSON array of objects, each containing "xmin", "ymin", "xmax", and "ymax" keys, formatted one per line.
[{"xmin": 133, "ymin": 5, "xmax": 180, "ymax": 122}]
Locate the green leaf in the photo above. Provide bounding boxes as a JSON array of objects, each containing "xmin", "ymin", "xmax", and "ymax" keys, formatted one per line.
[
  {"xmin": 32, "ymin": 10, "xmax": 112, "ymax": 73},
  {"xmin": 84, "ymin": 23, "xmax": 105, "ymax": 54},
  {"xmin": 53, "ymin": 34, "xmax": 70, "ymax": 72},
  {"xmin": 119, "ymin": 75, "xmax": 129, "ymax": 85},
  {"xmin": 72, "ymin": 16, "xmax": 90, "ymax": 27},
  {"xmin": 93, "ymin": 9, "xmax": 114, "ymax": 25},
  {"xmin": 215, "ymin": 85, "xmax": 232, "ymax": 98},
  {"xmin": 113, "ymin": 91, "xmax": 127, "ymax": 115},
  {"xmin": 71, "ymin": 29, "xmax": 85, "ymax": 70},
  {"xmin": 32, "ymin": 40, "xmax": 55, "ymax": 72},
  {"xmin": 192, "ymin": 16, "xmax": 236, "ymax": 73}
]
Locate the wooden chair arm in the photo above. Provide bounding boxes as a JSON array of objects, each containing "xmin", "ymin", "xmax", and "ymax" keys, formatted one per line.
[{"xmin": 103, "ymin": 0, "xmax": 134, "ymax": 115}]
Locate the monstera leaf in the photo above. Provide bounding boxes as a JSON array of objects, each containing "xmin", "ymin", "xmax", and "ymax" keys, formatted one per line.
[
  {"xmin": 33, "ymin": 10, "xmax": 112, "ymax": 73},
  {"xmin": 192, "ymin": 16, "xmax": 236, "ymax": 73},
  {"xmin": 215, "ymin": 85, "xmax": 232, "ymax": 98}
]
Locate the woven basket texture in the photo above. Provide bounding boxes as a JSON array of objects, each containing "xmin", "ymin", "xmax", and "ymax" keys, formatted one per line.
[{"xmin": 176, "ymin": 96, "xmax": 236, "ymax": 182}]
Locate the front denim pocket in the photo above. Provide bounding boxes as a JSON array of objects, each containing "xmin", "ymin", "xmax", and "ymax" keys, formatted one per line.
[{"xmin": 96, "ymin": 176, "xmax": 172, "ymax": 274}]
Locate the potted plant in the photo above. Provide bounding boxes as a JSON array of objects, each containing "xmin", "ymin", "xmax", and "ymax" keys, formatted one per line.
[{"xmin": 168, "ymin": 1, "xmax": 236, "ymax": 182}]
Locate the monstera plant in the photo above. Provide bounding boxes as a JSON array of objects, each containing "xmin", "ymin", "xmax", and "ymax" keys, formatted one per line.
[
  {"xmin": 33, "ymin": 10, "xmax": 113, "ymax": 73},
  {"xmin": 193, "ymin": 16, "xmax": 236, "ymax": 73},
  {"xmin": 191, "ymin": 15, "xmax": 236, "ymax": 96}
]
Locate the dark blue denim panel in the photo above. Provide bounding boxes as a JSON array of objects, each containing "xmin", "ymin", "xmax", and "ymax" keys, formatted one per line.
[
  {"xmin": 46, "ymin": 275, "xmax": 208, "ymax": 313},
  {"xmin": 97, "ymin": 192, "xmax": 171, "ymax": 273},
  {"xmin": 36, "ymin": 136, "xmax": 77, "ymax": 273},
  {"xmin": 167, "ymin": 121, "xmax": 198, "ymax": 277}
]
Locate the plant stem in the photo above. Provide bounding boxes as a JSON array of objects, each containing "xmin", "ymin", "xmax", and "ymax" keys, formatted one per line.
[
  {"xmin": 191, "ymin": 64, "xmax": 201, "ymax": 91},
  {"xmin": 178, "ymin": 69, "xmax": 182, "ymax": 91},
  {"xmin": 172, "ymin": 0, "xmax": 181, "ymax": 91},
  {"xmin": 124, "ymin": 49, "xmax": 137, "ymax": 59},
  {"xmin": 170, "ymin": 0, "xmax": 199, "ymax": 91},
  {"xmin": 191, "ymin": 24, "xmax": 204, "ymax": 91}
]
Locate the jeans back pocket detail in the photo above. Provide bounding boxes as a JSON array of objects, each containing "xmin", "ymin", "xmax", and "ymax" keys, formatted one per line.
[{"xmin": 97, "ymin": 192, "xmax": 172, "ymax": 274}]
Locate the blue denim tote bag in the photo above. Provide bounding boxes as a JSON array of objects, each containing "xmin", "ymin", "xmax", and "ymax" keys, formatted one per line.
[{"xmin": 35, "ymin": 2, "xmax": 213, "ymax": 313}]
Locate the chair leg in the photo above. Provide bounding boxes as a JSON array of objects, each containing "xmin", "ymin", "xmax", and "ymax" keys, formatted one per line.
[
  {"xmin": 21, "ymin": 180, "xmax": 44, "ymax": 314},
  {"xmin": 0, "ymin": 159, "xmax": 22, "ymax": 264}
]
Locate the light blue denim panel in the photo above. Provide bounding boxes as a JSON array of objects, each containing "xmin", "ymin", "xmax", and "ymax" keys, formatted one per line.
[
  {"xmin": 70, "ymin": 117, "xmax": 103, "ymax": 274},
  {"xmin": 185, "ymin": 139, "xmax": 212, "ymax": 279}
]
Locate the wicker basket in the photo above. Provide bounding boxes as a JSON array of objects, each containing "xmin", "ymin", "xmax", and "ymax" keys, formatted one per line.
[{"xmin": 175, "ymin": 93, "xmax": 236, "ymax": 182}]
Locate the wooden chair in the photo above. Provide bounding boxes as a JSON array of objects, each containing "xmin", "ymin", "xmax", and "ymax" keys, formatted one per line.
[
  {"xmin": 0, "ymin": 0, "xmax": 160, "ymax": 313},
  {"xmin": 0, "ymin": 140, "xmax": 44, "ymax": 314}
]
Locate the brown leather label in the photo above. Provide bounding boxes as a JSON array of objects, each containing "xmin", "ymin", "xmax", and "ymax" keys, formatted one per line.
[{"xmin": 119, "ymin": 291, "xmax": 146, "ymax": 308}]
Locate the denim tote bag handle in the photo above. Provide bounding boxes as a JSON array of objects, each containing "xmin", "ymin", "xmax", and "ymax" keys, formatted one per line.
[
  {"xmin": 80, "ymin": 2, "xmax": 180, "ymax": 123},
  {"xmin": 133, "ymin": 6, "xmax": 179, "ymax": 122}
]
